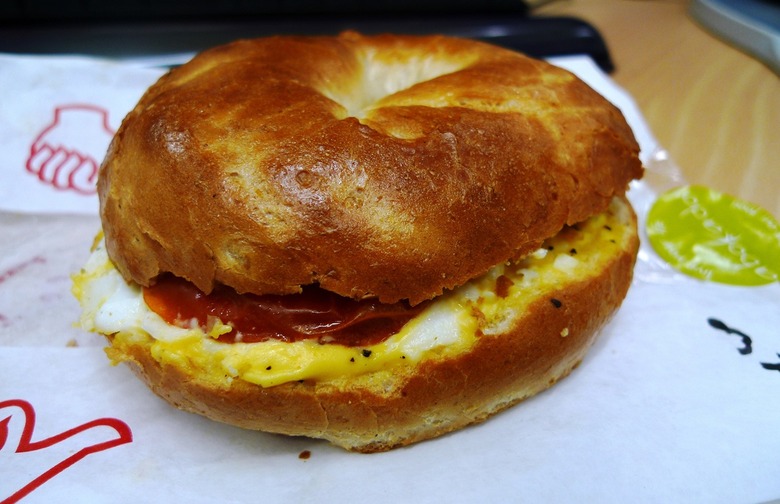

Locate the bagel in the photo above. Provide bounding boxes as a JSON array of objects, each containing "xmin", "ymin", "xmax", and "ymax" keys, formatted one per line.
[
  {"xmin": 98, "ymin": 31, "xmax": 641, "ymax": 305},
  {"xmin": 74, "ymin": 32, "xmax": 643, "ymax": 452}
]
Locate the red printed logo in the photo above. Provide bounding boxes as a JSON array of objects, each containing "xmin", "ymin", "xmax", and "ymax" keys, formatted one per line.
[
  {"xmin": 0, "ymin": 399, "xmax": 132, "ymax": 503},
  {"xmin": 25, "ymin": 104, "xmax": 115, "ymax": 196}
]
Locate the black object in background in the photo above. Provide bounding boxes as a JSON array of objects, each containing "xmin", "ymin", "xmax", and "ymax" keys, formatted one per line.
[{"xmin": 0, "ymin": 1, "xmax": 614, "ymax": 72}]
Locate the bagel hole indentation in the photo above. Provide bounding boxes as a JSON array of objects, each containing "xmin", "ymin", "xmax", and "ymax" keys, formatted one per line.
[{"xmin": 321, "ymin": 51, "xmax": 468, "ymax": 122}]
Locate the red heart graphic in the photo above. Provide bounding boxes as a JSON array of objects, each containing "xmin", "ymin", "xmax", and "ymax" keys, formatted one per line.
[{"xmin": 0, "ymin": 399, "xmax": 132, "ymax": 503}]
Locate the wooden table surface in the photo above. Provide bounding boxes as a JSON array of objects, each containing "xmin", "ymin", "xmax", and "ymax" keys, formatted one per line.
[{"xmin": 536, "ymin": 0, "xmax": 779, "ymax": 218}]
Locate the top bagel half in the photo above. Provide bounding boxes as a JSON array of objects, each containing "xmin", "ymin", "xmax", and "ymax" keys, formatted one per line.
[{"xmin": 98, "ymin": 31, "xmax": 643, "ymax": 305}]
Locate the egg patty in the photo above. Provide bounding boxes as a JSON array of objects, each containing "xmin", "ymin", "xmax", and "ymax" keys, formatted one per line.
[{"xmin": 74, "ymin": 196, "xmax": 634, "ymax": 389}]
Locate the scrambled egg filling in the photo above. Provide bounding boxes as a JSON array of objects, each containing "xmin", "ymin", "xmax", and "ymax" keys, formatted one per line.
[{"xmin": 73, "ymin": 198, "xmax": 632, "ymax": 388}]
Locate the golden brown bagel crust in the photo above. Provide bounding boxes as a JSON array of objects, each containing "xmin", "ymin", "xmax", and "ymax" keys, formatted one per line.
[
  {"xmin": 99, "ymin": 32, "xmax": 642, "ymax": 305},
  {"xmin": 102, "ymin": 198, "xmax": 639, "ymax": 452}
]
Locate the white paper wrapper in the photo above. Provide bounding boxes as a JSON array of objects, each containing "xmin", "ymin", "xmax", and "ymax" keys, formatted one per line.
[
  {"xmin": 1, "ymin": 52, "xmax": 778, "ymax": 504},
  {"xmin": 0, "ymin": 54, "xmax": 163, "ymax": 215}
]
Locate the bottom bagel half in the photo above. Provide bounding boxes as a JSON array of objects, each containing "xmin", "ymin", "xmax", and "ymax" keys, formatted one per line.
[{"xmin": 73, "ymin": 196, "xmax": 638, "ymax": 453}]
